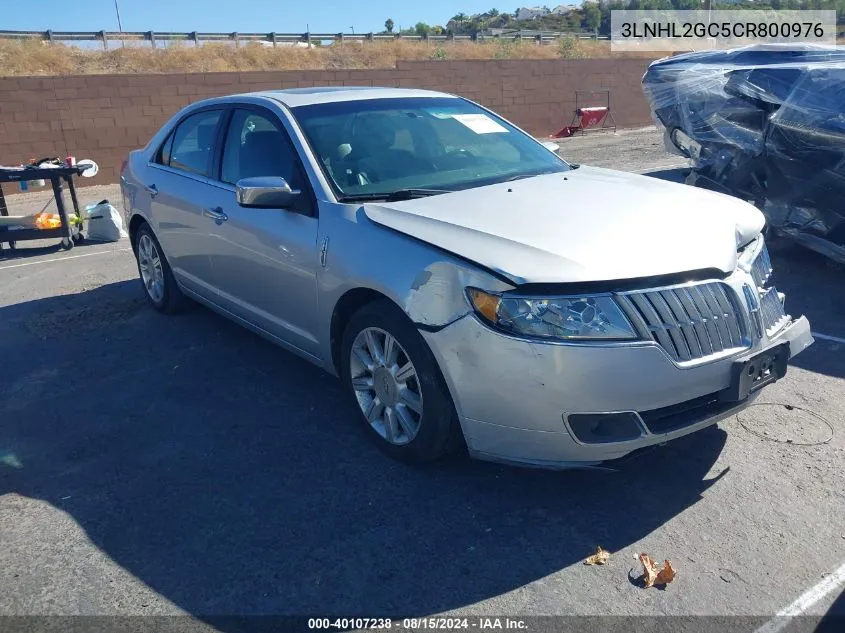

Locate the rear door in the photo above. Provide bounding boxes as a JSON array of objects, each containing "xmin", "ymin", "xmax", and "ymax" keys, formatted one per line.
[
  {"xmin": 147, "ymin": 108, "xmax": 225, "ymax": 297},
  {"xmin": 205, "ymin": 106, "xmax": 321, "ymax": 357}
]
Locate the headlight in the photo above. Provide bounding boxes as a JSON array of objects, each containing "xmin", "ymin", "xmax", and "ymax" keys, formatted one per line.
[{"xmin": 466, "ymin": 288, "xmax": 638, "ymax": 341}]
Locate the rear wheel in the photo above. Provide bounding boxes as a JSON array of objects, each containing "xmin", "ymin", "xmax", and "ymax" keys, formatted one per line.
[
  {"xmin": 134, "ymin": 223, "xmax": 190, "ymax": 314},
  {"xmin": 340, "ymin": 300, "xmax": 462, "ymax": 464}
]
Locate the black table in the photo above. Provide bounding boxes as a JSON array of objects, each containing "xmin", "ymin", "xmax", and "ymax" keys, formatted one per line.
[{"xmin": 0, "ymin": 165, "xmax": 86, "ymax": 252}]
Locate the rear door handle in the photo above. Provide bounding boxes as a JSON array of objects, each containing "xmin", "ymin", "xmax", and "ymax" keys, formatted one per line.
[
  {"xmin": 144, "ymin": 183, "xmax": 158, "ymax": 198},
  {"xmin": 203, "ymin": 207, "xmax": 228, "ymax": 223}
]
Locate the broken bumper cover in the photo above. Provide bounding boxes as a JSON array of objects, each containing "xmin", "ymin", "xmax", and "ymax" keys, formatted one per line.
[{"xmin": 421, "ymin": 311, "xmax": 813, "ymax": 469}]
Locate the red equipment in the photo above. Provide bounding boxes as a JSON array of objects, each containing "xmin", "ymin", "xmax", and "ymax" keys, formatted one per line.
[{"xmin": 553, "ymin": 90, "xmax": 617, "ymax": 138}]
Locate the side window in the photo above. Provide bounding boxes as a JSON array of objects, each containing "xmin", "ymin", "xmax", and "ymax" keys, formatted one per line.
[
  {"xmin": 221, "ymin": 109, "xmax": 305, "ymax": 191},
  {"xmin": 168, "ymin": 110, "xmax": 222, "ymax": 177}
]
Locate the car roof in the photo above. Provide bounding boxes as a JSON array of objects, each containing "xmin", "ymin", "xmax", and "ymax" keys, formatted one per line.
[{"xmin": 244, "ymin": 86, "xmax": 455, "ymax": 107}]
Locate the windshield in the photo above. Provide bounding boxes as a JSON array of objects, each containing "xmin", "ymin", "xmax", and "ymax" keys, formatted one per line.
[{"xmin": 290, "ymin": 97, "xmax": 569, "ymax": 200}]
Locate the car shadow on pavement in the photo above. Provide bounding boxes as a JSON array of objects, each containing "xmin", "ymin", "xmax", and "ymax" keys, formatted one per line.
[
  {"xmin": 642, "ymin": 168, "xmax": 690, "ymax": 184},
  {"xmin": 818, "ymin": 588, "xmax": 845, "ymax": 632},
  {"xmin": 0, "ymin": 280, "xmax": 731, "ymax": 621}
]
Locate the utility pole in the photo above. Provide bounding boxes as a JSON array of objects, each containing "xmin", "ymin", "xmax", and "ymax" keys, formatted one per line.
[{"xmin": 114, "ymin": 0, "xmax": 125, "ymax": 48}]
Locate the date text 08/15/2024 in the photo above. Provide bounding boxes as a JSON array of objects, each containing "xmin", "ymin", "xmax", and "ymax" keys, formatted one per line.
[{"xmin": 307, "ymin": 617, "xmax": 528, "ymax": 630}]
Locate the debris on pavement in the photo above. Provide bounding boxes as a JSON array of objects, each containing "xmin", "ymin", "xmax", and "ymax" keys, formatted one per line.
[
  {"xmin": 584, "ymin": 546, "xmax": 611, "ymax": 566},
  {"xmin": 655, "ymin": 559, "xmax": 677, "ymax": 586},
  {"xmin": 637, "ymin": 553, "xmax": 677, "ymax": 588}
]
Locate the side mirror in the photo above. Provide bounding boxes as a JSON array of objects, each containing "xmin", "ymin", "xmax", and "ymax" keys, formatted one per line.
[
  {"xmin": 236, "ymin": 177, "xmax": 300, "ymax": 209},
  {"xmin": 541, "ymin": 141, "xmax": 560, "ymax": 154}
]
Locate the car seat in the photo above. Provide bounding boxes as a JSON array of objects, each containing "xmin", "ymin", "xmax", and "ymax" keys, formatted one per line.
[{"xmin": 239, "ymin": 130, "xmax": 295, "ymax": 183}]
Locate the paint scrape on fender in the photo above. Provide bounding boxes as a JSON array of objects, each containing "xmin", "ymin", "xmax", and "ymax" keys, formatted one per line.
[{"xmin": 404, "ymin": 261, "xmax": 512, "ymax": 327}]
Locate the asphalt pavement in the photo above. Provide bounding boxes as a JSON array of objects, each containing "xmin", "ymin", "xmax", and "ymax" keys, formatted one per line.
[{"xmin": 0, "ymin": 128, "xmax": 843, "ymax": 631}]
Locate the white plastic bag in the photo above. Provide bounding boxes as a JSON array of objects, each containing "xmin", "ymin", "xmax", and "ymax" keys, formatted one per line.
[{"xmin": 83, "ymin": 200, "xmax": 127, "ymax": 242}]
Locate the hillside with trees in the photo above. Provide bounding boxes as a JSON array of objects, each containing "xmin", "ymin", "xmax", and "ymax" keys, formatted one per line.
[
  {"xmin": 1, "ymin": 0, "xmax": 841, "ymax": 75},
  {"xmin": 383, "ymin": 1, "xmax": 845, "ymax": 37}
]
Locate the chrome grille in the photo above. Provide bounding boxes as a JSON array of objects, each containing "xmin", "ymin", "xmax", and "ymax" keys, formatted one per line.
[
  {"xmin": 743, "ymin": 284, "xmax": 763, "ymax": 339},
  {"xmin": 759, "ymin": 287, "xmax": 790, "ymax": 336},
  {"xmin": 622, "ymin": 282, "xmax": 748, "ymax": 363},
  {"xmin": 751, "ymin": 242, "xmax": 773, "ymax": 288},
  {"xmin": 744, "ymin": 240, "xmax": 790, "ymax": 338}
]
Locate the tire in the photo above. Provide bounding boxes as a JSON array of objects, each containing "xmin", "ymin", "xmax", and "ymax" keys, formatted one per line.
[
  {"xmin": 133, "ymin": 223, "xmax": 190, "ymax": 314},
  {"xmin": 340, "ymin": 299, "xmax": 463, "ymax": 464}
]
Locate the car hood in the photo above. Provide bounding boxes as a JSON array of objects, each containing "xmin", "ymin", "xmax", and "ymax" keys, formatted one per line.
[{"xmin": 364, "ymin": 166, "xmax": 765, "ymax": 285}]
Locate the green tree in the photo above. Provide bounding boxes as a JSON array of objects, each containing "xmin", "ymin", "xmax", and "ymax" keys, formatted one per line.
[
  {"xmin": 565, "ymin": 13, "xmax": 582, "ymax": 30},
  {"xmin": 558, "ymin": 35, "xmax": 585, "ymax": 59},
  {"xmin": 415, "ymin": 21, "xmax": 431, "ymax": 36},
  {"xmin": 384, "ymin": 18, "xmax": 394, "ymax": 33},
  {"xmin": 452, "ymin": 12, "xmax": 468, "ymax": 25},
  {"xmin": 583, "ymin": 3, "xmax": 601, "ymax": 31},
  {"xmin": 488, "ymin": 8, "xmax": 500, "ymax": 17}
]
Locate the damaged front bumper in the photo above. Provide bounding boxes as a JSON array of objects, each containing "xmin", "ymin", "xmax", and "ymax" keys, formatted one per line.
[{"xmin": 421, "ymin": 271, "xmax": 814, "ymax": 469}]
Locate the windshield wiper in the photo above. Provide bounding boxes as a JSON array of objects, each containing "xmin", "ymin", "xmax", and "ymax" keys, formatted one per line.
[
  {"xmin": 502, "ymin": 173, "xmax": 536, "ymax": 183},
  {"xmin": 338, "ymin": 188, "xmax": 450, "ymax": 203},
  {"xmin": 384, "ymin": 188, "xmax": 450, "ymax": 201},
  {"xmin": 501, "ymin": 169, "xmax": 563, "ymax": 183}
]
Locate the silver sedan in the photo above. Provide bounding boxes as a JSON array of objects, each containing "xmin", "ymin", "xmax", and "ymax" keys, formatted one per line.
[{"xmin": 121, "ymin": 87, "xmax": 813, "ymax": 468}]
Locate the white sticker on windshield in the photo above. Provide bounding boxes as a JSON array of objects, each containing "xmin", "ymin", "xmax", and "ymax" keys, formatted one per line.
[{"xmin": 451, "ymin": 113, "xmax": 508, "ymax": 134}]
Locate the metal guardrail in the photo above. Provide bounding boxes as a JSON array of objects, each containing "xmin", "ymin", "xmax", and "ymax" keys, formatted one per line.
[{"xmin": 0, "ymin": 29, "xmax": 608, "ymax": 49}]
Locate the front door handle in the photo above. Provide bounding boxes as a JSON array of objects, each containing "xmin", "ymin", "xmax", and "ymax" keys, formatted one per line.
[
  {"xmin": 144, "ymin": 183, "xmax": 158, "ymax": 198},
  {"xmin": 203, "ymin": 207, "xmax": 228, "ymax": 224}
]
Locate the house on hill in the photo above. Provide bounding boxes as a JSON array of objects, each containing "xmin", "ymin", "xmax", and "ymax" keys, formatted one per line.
[{"xmin": 515, "ymin": 7, "xmax": 551, "ymax": 21}]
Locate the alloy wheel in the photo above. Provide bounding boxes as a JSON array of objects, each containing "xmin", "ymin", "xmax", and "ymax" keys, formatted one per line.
[
  {"xmin": 349, "ymin": 327, "xmax": 423, "ymax": 445},
  {"xmin": 137, "ymin": 233, "xmax": 165, "ymax": 304}
]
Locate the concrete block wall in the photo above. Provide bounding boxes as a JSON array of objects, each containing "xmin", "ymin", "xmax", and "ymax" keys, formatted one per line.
[{"xmin": 0, "ymin": 58, "xmax": 655, "ymax": 186}]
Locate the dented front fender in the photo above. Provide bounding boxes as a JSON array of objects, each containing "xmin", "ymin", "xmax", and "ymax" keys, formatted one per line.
[{"xmin": 315, "ymin": 204, "xmax": 513, "ymax": 372}]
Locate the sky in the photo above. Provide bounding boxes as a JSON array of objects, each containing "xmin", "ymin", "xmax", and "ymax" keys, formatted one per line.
[{"xmin": 3, "ymin": 0, "xmax": 518, "ymax": 35}]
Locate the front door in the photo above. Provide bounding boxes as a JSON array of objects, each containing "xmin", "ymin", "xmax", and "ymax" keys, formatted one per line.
[{"xmin": 208, "ymin": 107, "xmax": 321, "ymax": 358}]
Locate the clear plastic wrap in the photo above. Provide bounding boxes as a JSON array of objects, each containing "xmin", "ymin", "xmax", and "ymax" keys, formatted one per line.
[{"xmin": 642, "ymin": 44, "xmax": 845, "ymax": 263}]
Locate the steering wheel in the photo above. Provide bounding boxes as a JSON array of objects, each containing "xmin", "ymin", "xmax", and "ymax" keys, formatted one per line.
[
  {"xmin": 353, "ymin": 152, "xmax": 438, "ymax": 184},
  {"xmin": 433, "ymin": 148, "xmax": 476, "ymax": 170}
]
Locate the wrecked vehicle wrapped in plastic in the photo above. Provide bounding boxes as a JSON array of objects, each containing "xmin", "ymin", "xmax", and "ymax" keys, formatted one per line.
[
  {"xmin": 120, "ymin": 87, "xmax": 813, "ymax": 469},
  {"xmin": 642, "ymin": 44, "xmax": 845, "ymax": 264}
]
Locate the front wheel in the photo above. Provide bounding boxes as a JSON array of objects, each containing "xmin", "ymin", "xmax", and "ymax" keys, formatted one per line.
[{"xmin": 340, "ymin": 300, "xmax": 462, "ymax": 464}]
